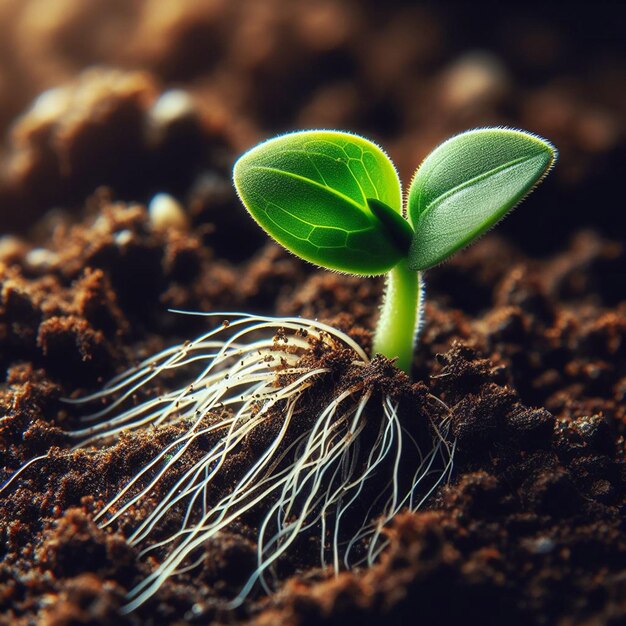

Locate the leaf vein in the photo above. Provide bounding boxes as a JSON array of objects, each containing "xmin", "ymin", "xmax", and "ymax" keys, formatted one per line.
[
  {"xmin": 419, "ymin": 154, "xmax": 534, "ymax": 219},
  {"xmin": 251, "ymin": 165, "xmax": 366, "ymax": 212}
]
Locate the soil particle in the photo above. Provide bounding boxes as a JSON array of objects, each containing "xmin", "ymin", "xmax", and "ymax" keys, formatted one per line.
[
  {"xmin": 39, "ymin": 574, "xmax": 129, "ymax": 626},
  {"xmin": 38, "ymin": 509, "xmax": 135, "ymax": 582}
]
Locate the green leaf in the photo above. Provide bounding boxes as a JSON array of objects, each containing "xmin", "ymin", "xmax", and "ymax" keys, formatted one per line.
[
  {"xmin": 233, "ymin": 130, "xmax": 405, "ymax": 275},
  {"xmin": 407, "ymin": 128, "xmax": 557, "ymax": 271}
]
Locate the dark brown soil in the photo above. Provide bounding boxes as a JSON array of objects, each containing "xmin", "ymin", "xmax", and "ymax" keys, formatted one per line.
[{"xmin": 1, "ymin": 3, "xmax": 625, "ymax": 625}]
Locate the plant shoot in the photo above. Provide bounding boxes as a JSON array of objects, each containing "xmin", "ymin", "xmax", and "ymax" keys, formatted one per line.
[{"xmin": 234, "ymin": 128, "xmax": 556, "ymax": 372}]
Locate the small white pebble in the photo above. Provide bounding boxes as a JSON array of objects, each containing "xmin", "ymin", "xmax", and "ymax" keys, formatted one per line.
[
  {"xmin": 531, "ymin": 537, "xmax": 556, "ymax": 554},
  {"xmin": 114, "ymin": 229, "xmax": 133, "ymax": 246},
  {"xmin": 25, "ymin": 247, "xmax": 59, "ymax": 268},
  {"xmin": 29, "ymin": 86, "xmax": 71, "ymax": 123},
  {"xmin": 148, "ymin": 193, "xmax": 188, "ymax": 231},
  {"xmin": 149, "ymin": 89, "xmax": 195, "ymax": 127},
  {"xmin": 440, "ymin": 51, "xmax": 508, "ymax": 110}
]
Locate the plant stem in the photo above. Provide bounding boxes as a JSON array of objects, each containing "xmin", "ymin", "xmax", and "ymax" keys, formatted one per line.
[{"xmin": 372, "ymin": 261, "xmax": 423, "ymax": 375}]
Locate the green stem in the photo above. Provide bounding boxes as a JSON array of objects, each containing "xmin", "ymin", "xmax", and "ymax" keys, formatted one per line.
[{"xmin": 372, "ymin": 261, "xmax": 423, "ymax": 375}]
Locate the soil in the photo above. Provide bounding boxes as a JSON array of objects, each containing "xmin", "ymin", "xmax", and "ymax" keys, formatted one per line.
[{"xmin": 1, "ymin": 2, "xmax": 625, "ymax": 625}]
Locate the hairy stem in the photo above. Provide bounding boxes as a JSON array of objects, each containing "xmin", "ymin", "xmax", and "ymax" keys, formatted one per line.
[{"xmin": 372, "ymin": 261, "xmax": 423, "ymax": 375}]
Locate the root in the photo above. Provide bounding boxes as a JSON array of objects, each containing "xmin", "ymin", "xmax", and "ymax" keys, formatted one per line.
[{"xmin": 8, "ymin": 312, "xmax": 455, "ymax": 611}]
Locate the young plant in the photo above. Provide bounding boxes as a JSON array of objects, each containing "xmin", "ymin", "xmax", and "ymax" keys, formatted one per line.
[
  {"xmin": 2, "ymin": 128, "xmax": 555, "ymax": 612},
  {"xmin": 234, "ymin": 128, "xmax": 556, "ymax": 373}
]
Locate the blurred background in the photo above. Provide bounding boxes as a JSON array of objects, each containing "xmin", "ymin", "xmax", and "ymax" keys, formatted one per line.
[{"xmin": 0, "ymin": 0, "xmax": 624, "ymax": 255}]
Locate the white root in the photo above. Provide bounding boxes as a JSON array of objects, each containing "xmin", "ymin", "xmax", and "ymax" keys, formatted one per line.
[{"xmin": 4, "ymin": 312, "xmax": 454, "ymax": 612}]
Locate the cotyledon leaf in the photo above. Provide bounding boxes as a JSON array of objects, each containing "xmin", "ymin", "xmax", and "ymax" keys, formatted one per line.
[
  {"xmin": 233, "ymin": 130, "xmax": 405, "ymax": 275},
  {"xmin": 407, "ymin": 128, "xmax": 557, "ymax": 271}
]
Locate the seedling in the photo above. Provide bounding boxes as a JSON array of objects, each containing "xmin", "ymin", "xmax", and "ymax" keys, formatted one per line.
[
  {"xmin": 1, "ymin": 128, "xmax": 555, "ymax": 612},
  {"xmin": 234, "ymin": 128, "xmax": 556, "ymax": 372}
]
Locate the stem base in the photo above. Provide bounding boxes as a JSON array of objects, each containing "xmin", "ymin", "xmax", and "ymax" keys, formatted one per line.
[{"xmin": 372, "ymin": 262, "xmax": 423, "ymax": 375}]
